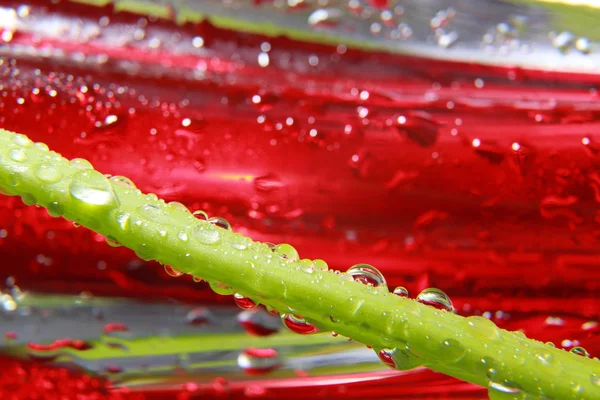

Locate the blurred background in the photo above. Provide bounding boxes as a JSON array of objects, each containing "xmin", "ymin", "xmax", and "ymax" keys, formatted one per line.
[{"xmin": 0, "ymin": 0, "xmax": 599, "ymax": 398}]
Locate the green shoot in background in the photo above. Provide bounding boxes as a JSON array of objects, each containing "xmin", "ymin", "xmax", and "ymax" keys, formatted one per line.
[{"xmin": 1, "ymin": 128, "xmax": 599, "ymax": 399}]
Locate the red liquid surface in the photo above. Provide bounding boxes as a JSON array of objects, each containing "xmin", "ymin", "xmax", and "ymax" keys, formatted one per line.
[{"xmin": 0, "ymin": 1, "xmax": 599, "ymax": 398}]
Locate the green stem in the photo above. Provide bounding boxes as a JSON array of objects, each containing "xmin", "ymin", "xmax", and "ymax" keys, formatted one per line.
[{"xmin": 1, "ymin": 128, "xmax": 599, "ymax": 399}]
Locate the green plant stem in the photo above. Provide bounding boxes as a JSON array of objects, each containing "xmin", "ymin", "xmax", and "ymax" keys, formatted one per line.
[{"xmin": 1, "ymin": 128, "xmax": 599, "ymax": 399}]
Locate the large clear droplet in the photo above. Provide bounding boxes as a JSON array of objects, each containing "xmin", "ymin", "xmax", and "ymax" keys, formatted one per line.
[
  {"xmin": 35, "ymin": 164, "xmax": 62, "ymax": 184},
  {"xmin": 109, "ymin": 175, "xmax": 136, "ymax": 189},
  {"xmin": 347, "ymin": 264, "xmax": 387, "ymax": 289},
  {"xmin": 192, "ymin": 225, "xmax": 221, "ymax": 245},
  {"xmin": 209, "ymin": 216, "xmax": 231, "ymax": 230},
  {"xmin": 570, "ymin": 346, "xmax": 590, "ymax": 358},
  {"xmin": 233, "ymin": 293, "xmax": 257, "ymax": 310},
  {"xmin": 393, "ymin": 286, "xmax": 409, "ymax": 297},
  {"xmin": 273, "ymin": 243, "xmax": 299, "ymax": 261},
  {"xmin": 237, "ymin": 348, "xmax": 281, "ymax": 376},
  {"xmin": 282, "ymin": 314, "xmax": 318, "ymax": 334},
  {"xmin": 69, "ymin": 170, "xmax": 118, "ymax": 207},
  {"xmin": 416, "ymin": 288, "xmax": 453, "ymax": 312}
]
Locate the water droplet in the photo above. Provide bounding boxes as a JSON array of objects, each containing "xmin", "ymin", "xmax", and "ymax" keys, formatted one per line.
[
  {"xmin": 575, "ymin": 37, "xmax": 591, "ymax": 54},
  {"xmin": 237, "ymin": 348, "xmax": 281, "ymax": 375},
  {"xmin": 395, "ymin": 112, "xmax": 439, "ymax": 147},
  {"xmin": 273, "ymin": 244, "xmax": 299, "ymax": 261},
  {"xmin": 137, "ymin": 204, "xmax": 168, "ymax": 223},
  {"xmin": 570, "ymin": 346, "xmax": 590, "ymax": 357},
  {"xmin": 393, "ymin": 286, "xmax": 409, "ymax": 297},
  {"xmin": 237, "ymin": 309, "xmax": 281, "ymax": 336},
  {"xmin": 192, "ymin": 225, "xmax": 221, "ymax": 245},
  {"xmin": 8, "ymin": 148, "xmax": 27, "ymax": 162},
  {"xmin": 439, "ymin": 339, "xmax": 466, "ymax": 363},
  {"xmin": 377, "ymin": 348, "xmax": 397, "ymax": 368},
  {"xmin": 234, "ymin": 293, "xmax": 257, "ymax": 310},
  {"xmin": 70, "ymin": 158, "xmax": 93, "ymax": 170},
  {"xmin": 297, "ymin": 259, "xmax": 315, "ymax": 274},
  {"xmin": 229, "ymin": 235, "xmax": 249, "ymax": 251},
  {"xmin": 313, "ymin": 259, "xmax": 328, "ymax": 271},
  {"xmin": 69, "ymin": 170, "xmax": 118, "ymax": 207},
  {"xmin": 591, "ymin": 373, "xmax": 600, "ymax": 387},
  {"xmin": 209, "ymin": 216, "xmax": 231, "ymax": 231},
  {"xmin": 347, "ymin": 264, "xmax": 387, "ymax": 289},
  {"xmin": 109, "ymin": 176, "xmax": 136, "ymax": 189},
  {"xmin": 186, "ymin": 307, "xmax": 212, "ymax": 325},
  {"xmin": 177, "ymin": 230, "xmax": 189, "ymax": 242},
  {"xmin": 465, "ymin": 316, "xmax": 500, "ymax": 340},
  {"xmin": 209, "ymin": 281, "xmax": 234, "ymax": 296},
  {"xmin": 12, "ymin": 134, "xmax": 32, "ymax": 147},
  {"xmin": 193, "ymin": 210, "xmax": 208, "ymax": 220},
  {"xmin": 105, "ymin": 236, "xmax": 121, "ymax": 247},
  {"xmin": 552, "ymin": 31, "xmax": 575, "ymax": 53},
  {"xmin": 307, "ymin": 8, "xmax": 342, "ymax": 27},
  {"xmin": 253, "ymin": 174, "xmax": 285, "ymax": 193},
  {"xmin": 488, "ymin": 381, "xmax": 522, "ymax": 400},
  {"xmin": 35, "ymin": 164, "xmax": 62, "ymax": 184},
  {"xmin": 282, "ymin": 314, "xmax": 318, "ymax": 334},
  {"xmin": 164, "ymin": 264, "xmax": 184, "ymax": 277},
  {"xmin": 416, "ymin": 288, "xmax": 453, "ymax": 311}
]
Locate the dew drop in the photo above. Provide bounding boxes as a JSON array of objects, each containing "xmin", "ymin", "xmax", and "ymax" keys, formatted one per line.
[
  {"xmin": 393, "ymin": 286, "xmax": 409, "ymax": 297},
  {"xmin": 570, "ymin": 346, "xmax": 590, "ymax": 358},
  {"xmin": 591, "ymin": 373, "xmax": 600, "ymax": 387},
  {"xmin": 177, "ymin": 230, "xmax": 189, "ymax": 242},
  {"xmin": 282, "ymin": 314, "xmax": 318, "ymax": 334},
  {"xmin": 164, "ymin": 264, "xmax": 184, "ymax": 277},
  {"xmin": 105, "ymin": 236, "xmax": 121, "ymax": 247},
  {"xmin": 186, "ymin": 307, "xmax": 212, "ymax": 325},
  {"xmin": 416, "ymin": 288, "xmax": 453, "ymax": 311},
  {"xmin": 273, "ymin": 243, "xmax": 299, "ymax": 261},
  {"xmin": 12, "ymin": 134, "xmax": 32, "ymax": 147},
  {"xmin": 109, "ymin": 175, "xmax": 136, "ymax": 189},
  {"xmin": 347, "ymin": 264, "xmax": 387, "ymax": 289},
  {"xmin": 488, "ymin": 381, "xmax": 522, "ymax": 400},
  {"xmin": 209, "ymin": 216, "xmax": 231, "ymax": 230},
  {"xmin": 209, "ymin": 281, "xmax": 235, "ymax": 296},
  {"xmin": 35, "ymin": 164, "xmax": 62, "ymax": 184},
  {"xmin": 70, "ymin": 158, "xmax": 93, "ymax": 170},
  {"xmin": 8, "ymin": 148, "xmax": 27, "ymax": 162},
  {"xmin": 69, "ymin": 170, "xmax": 117, "ymax": 207},
  {"xmin": 313, "ymin": 259, "xmax": 329, "ymax": 271},
  {"xmin": 234, "ymin": 293, "xmax": 257, "ymax": 310},
  {"xmin": 465, "ymin": 316, "xmax": 500, "ymax": 340},
  {"xmin": 237, "ymin": 309, "xmax": 281, "ymax": 336},
  {"xmin": 192, "ymin": 210, "xmax": 208, "ymax": 220},
  {"xmin": 377, "ymin": 348, "xmax": 397, "ymax": 368},
  {"xmin": 297, "ymin": 259, "xmax": 315, "ymax": 274},
  {"xmin": 439, "ymin": 339, "xmax": 466, "ymax": 363},
  {"xmin": 237, "ymin": 348, "xmax": 280, "ymax": 375},
  {"xmin": 192, "ymin": 225, "xmax": 221, "ymax": 245}
]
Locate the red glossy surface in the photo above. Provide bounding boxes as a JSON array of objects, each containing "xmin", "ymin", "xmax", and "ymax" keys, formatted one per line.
[{"xmin": 0, "ymin": 1, "xmax": 599, "ymax": 398}]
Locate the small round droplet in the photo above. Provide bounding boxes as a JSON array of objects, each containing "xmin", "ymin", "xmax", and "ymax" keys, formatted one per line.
[
  {"xmin": 164, "ymin": 264, "xmax": 184, "ymax": 277},
  {"xmin": 488, "ymin": 381, "xmax": 522, "ymax": 400},
  {"xmin": 393, "ymin": 286, "xmax": 409, "ymax": 297},
  {"xmin": 570, "ymin": 346, "xmax": 590, "ymax": 358},
  {"xmin": 105, "ymin": 236, "xmax": 121, "ymax": 247},
  {"xmin": 8, "ymin": 149, "xmax": 27, "ymax": 162},
  {"xmin": 193, "ymin": 210, "xmax": 208, "ymax": 220},
  {"xmin": 234, "ymin": 293, "xmax": 257, "ymax": 310},
  {"xmin": 237, "ymin": 348, "xmax": 281, "ymax": 375},
  {"xmin": 192, "ymin": 225, "xmax": 221, "ymax": 245},
  {"xmin": 177, "ymin": 230, "xmax": 189, "ymax": 242},
  {"xmin": 69, "ymin": 170, "xmax": 117, "ymax": 207},
  {"xmin": 35, "ymin": 164, "xmax": 62, "ymax": 184},
  {"xmin": 70, "ymin": 158, "xmax": 93, "ymax": 170},
  {"xmin": 466, "ymin": 316, "xmax": 500, "ymax": 340},
  {"xmin": 168, "ymin": 201, "xmax": 188, "ymax": 213},
  {"xmin": 12, "ymin": 134, "xmax": 33, "ymax": 147},
  {"xmin": 209, "ymin": 281, "xmax": 234, "ymax": 296},
  {"xmin": 209, "ymin": 216, "xmax": 231, "ymax": 230},
  {"xmin": 416, "ymin": 288, "xmax": 453, "ymax": 312},
  {"xmin": 347, "ymin": 264, "xmax": 387, "ymax": 289},
  {"xmin": 313, "ymin": 259, "xmax": 328, "ymax": 271},
  {"xmin": 439, "ymin": 339, "xmax": 466, "ymax": 363},
  {"xmin": 297, "ymin": 259, "xmax": 315, "ymax": 274},
  {"xmin": 109, "ymin": 176, "xmax": 136, "ymax": 189},
  {"xmin": 591, "ymin": 373, "xmax": 600, "ymax": 387},
  {"xmin": 273, "ymin": 244, "xmax": 299, "ymax": 261},
  {"xmin": 377, "ymin": 348, "xmax": 397, "ymax": 368},
  {"xmin": 282, "ymin": 314, "xmax": 318, "ymax": 334}
]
